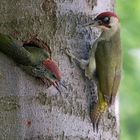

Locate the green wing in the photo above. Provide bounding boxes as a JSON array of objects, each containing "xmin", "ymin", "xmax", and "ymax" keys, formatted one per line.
[{"xmin": 95, "ymin": 30, "xmax": 122, "ymax": 105}]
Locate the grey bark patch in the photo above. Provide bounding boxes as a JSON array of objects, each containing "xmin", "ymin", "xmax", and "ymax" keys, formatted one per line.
[
  {"xmin": 41, "ymin": 0, "xmax": 57, "ymax": 37},
  {"xmin": 36, "ymin": 92, "xmax": 48, "ymax": 105},
  {"xmin": 0, "ymin": 96, "xmax": 20, "ymax": 111},
  {"xmin": 86, "ymin": 0, "xmax": 97, "ymax": 10}
]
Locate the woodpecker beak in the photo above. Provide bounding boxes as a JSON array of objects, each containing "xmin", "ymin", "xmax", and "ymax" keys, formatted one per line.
[
  {"xmin": 83, "ymin": 19, "xmax": 100, "ymax": 27},
  {"xmin": 53, "ymin": 80, "xmax": 67, "ymax": 94},
  {"xmin": 83, "ymin": 19, "xmax": 110, "ymax": 30}
]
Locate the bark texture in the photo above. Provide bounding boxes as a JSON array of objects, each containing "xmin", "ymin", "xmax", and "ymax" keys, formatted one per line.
[{"xmin": 0, "ymin": 0, "xmax": 119, "ymax": 140}]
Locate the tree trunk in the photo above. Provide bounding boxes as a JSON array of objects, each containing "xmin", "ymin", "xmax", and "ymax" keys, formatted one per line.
[{"xmin": 0, "ymin": 0, "xmax": 119, "ymax": 140}]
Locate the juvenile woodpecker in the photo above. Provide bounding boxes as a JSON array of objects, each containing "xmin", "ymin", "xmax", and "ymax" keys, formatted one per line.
[
  {"xmin": 0, "ymin": 34, "xmax": 62, "ymax": 90},
  {"xmin": 22, "ymin": 37, "xmax": 62, "ymax": 89},
  {"xmin": 66, "ymin": 12, "xmax": 122, "ymax": 129}
]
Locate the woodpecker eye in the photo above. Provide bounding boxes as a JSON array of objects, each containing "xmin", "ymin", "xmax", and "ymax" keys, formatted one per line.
[
  {"xmin": 103, "ymin": 16, "xmax": 110, "ymax": 24},
  {"xmin": 51, "ymin": 73, "xmax": 57, "ymax": 79}
]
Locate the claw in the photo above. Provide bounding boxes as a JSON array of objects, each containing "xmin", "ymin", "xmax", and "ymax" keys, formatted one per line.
[
  {"xmin": 65, "ymin": 48, "xmax": 82, "ymax": 65},
  {"xmin": 65, "ymin": 48, "xmax": 89, "ymax": 71},
  {"xmin": 65, "ymin": 48, "xmax": 76, "ymax": 64}
]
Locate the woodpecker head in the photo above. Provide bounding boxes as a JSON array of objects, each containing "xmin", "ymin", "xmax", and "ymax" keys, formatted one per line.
[
  {"xmin": 42, "ymin": 59, "xmax": 64, "ymax": 93},
  {"xmin": 85, "ymin": 12, "xmax": 120, "ymax": 39},
  {"xmin": 43, "ymin": 59, "xmax": 62, "ymax": 82}
]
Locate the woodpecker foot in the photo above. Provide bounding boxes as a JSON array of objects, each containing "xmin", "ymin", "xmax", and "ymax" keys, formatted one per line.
[
  {"xmin": 85, "ymin": 67, "xmax": 95, "ymax": 80},
  {"xmin": 65, "ymin": 48, "xmax": 76, "ymax": 64},
  {"xmin": 65, "ymin": 48, "xmax": 89, "ymax": 70}
]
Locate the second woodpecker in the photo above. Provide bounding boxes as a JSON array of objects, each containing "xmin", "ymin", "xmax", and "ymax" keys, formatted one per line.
[
  {"xmin": 66, "ymin": 12, "xmax": 122, "ymax": 129},
  {"xmin": 0, "ymin": 34, "xmax": 62, "ymax": 91}
]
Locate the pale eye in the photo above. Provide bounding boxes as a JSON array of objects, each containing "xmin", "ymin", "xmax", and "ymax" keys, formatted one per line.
[{"xmin": 103, "ymin": 17, "xmax": 110, "ymax": 24}]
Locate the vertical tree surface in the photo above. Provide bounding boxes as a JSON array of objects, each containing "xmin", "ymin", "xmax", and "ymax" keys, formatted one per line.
[{"xmin": 0, "ymin": 0, "xmax": 119, "ymax": 140}]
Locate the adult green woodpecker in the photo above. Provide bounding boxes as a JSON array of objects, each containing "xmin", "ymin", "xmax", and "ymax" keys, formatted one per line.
[
  {"xmin": 0, "ymin": 34, "xmax": 62, "ymax": 90},
  {"xmin": 66, "ymin": 12, "xmax": 122, "ymax": 129}
]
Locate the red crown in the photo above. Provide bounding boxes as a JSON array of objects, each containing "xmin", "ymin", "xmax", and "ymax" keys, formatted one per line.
[
  {"xmin": 97, "ymin": 12, "xmax": 119, "ymax": 20},
  {"xmin": 43, "ymin": 59, "xmax": 62, "ymax": 81}
]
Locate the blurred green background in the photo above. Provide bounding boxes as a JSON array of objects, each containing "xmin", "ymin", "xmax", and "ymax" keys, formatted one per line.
[{"xmin": 116, "ymin": 0, "xmax": 140, "ymax": 140}]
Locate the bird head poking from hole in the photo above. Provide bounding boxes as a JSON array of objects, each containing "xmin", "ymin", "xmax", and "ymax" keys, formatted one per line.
[
  {"xmin": 43, "ymin": 59, "xmax": 62, "ymax": 81},
  {"xmin": 42, "ymin": 59, "xmax": 65, "ymax": 93}
]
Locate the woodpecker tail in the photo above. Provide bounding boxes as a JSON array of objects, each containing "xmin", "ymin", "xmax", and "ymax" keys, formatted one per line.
[{"xmin": 90, "ymin": 91, "xmax": 108, "ymax": 132}]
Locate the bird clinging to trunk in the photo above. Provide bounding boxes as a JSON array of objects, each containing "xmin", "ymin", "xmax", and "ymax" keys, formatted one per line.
[{"xmin": 66, "ymin": 12, "xmax": 122, "ymax": 130}]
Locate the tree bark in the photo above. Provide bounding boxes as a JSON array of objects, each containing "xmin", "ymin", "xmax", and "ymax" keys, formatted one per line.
[{"xmin": 0, "ymin": 0, "xmax": 119, "ymax": 140}]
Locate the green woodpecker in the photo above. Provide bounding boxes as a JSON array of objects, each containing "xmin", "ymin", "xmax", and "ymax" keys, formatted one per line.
[
  {"xmin": 66, "ymin": 12, "xmax": 122, "ymax": 130},
  {"xmin": 0, "ymin": 34, "xmax": 62, "ymax": 90}
]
